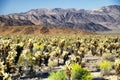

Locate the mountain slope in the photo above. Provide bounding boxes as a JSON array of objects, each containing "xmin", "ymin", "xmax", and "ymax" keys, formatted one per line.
[
  {"xmin": 0, "ymin": 5, "xmax": 120, "ymax": 32},
  {"xmin": 0, "ymin": 26, "xmax": 94, "ymax": 35}
]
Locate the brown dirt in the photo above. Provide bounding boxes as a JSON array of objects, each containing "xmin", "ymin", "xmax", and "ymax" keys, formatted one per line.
[{"xmin": 0, "ymin": 26, "xmax": 94, "ymax": 35}]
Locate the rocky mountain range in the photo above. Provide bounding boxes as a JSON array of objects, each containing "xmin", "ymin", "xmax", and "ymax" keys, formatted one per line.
[{"xmin": 0, "ymin": 5, "xmax": 120, "ymax": 32}]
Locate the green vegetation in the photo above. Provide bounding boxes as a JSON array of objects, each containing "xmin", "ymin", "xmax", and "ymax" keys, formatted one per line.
[
  {"xmin": 99, "ymin": 61, "xmax": 112, "ymax": 75},
  {"xmin": 49, "ymin": 71, "xmax": 67, "ymax": 80},
  {"xmin": 49, "ymin": 63, "xmax": 92, "ymax": 80},
  {"xmin": 71, "ymin": 63, "xmax": 92, "ymax": 80}
]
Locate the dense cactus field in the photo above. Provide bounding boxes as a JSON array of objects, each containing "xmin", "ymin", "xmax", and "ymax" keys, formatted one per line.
[{"xmin": 0, "ymin": 34, "xmax": 120, "ymax": 80}]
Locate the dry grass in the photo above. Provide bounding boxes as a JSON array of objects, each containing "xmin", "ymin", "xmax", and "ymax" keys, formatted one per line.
[{"xmin": 0, "ymin": 26, "xmax": 94, "ymax": 35}]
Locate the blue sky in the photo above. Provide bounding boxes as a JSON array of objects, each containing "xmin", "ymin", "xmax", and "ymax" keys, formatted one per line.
[{"xmin": 0, "ymin": 0, "xmax": 120, "ymax": 15}]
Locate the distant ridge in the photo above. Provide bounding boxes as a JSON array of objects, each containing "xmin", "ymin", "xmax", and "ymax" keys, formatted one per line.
[{"xmin": 0, "ymin": 5, "xmax": 120, "ymax": 32}]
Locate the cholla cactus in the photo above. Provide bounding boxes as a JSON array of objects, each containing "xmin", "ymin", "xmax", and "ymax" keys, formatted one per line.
[
  {"xmin": 62, "ymin": 51, "xmax": 69, "ymax": 64},
  {"xmin": 75, "ymin": 41, "xmax": 81, "ymax": 49},
  {"xmin": 0, "ymin": 61, "xmax": 6, "ymax": 73},
  {"xmin": 48, "ymin": 58, "xmax": 58, "ymax": 70},
  {"xmin": 32, "ymin": 51, "xmax": 42, "ymax": 66},
  {"xmin": 43, "ymin": 53, "xmax": 50, "ymax": 66},
  {"xmin": 114, "ymin": 58, "xmax": 120, "ymax": 74},
  {"xmin": 108, "ymin": 43, "xmax": 115, "ymax": 53},
  {"xmin": 79, "ymin": 47, "xmax": 86, "ymax": 58},
  {"xmin": 5, "ymin": 51, "xmax": 16, "ymax": 73},
  {"xmin": 65, "ymin": 61, "xmax": 71, "ymax": 80},
  {"xmin": 14, "ymin": 44, "xmax": 23, "ymax": 64},
  {"xmin": 0, "ymin": 41, "xmax": 11, "ymax": 62},
  {"xmin": 71, "ymin": 55, "xmax": 77, "ymax": 63},
  {"xmin": 59, "ymin": 39, "xmax": 65, "ymax": 54},
  {"xmin": 7, "ymin": 50, "xmax": 17, "ymax": 61},
  {"xmin": 28, "ymin": 39, "xmax": 34, "ymax": 52},
  {"xmin": 2, "ymin": 73, "xmax": 11, "ymax": 80},
  {"xmin": 0, "ymin": 61, "xmax": 12, "ymax": 80}
]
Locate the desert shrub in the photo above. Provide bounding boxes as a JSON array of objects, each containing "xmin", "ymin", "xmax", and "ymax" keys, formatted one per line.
[
  {"xmin": 99, "ymin": 60, "xmax": 111, "ymax": 75},
  {"xmin": 71, "ymin": 63, "xmax": 92, "ymax": 80},
  {"xmin": 103, "ymin": 53, "xmax": 115, "ymax": 61},
  {"xmin": 49, "ymin": 71, "xmax": 67, "ymax": 80}
]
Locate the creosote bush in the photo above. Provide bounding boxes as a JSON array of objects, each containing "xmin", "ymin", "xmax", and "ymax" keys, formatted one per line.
[
  {"xmin": 99, "ymin": 60, "xmax": 111, "ymax": 75},
  {"xmin": 49, "ymin": 63, "xmax": 92, "ymax": 80},
  {"xmin": 49, "ymin": 71, "xmax": 67, "ymax": 80},
  {"xmin": 71, "ymin": 63, "xmax": 92, "ymax": 80}
]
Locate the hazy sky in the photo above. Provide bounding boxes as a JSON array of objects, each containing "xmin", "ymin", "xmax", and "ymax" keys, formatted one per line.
[{"xmin": 0, "ymin": 0, "xmax": 120, "ymax": 15}]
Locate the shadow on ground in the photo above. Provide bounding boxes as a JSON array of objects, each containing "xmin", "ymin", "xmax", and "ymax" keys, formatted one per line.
[{"xmin": 12, "ymin": 72, "xmax": 49, "ymax": 80}]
